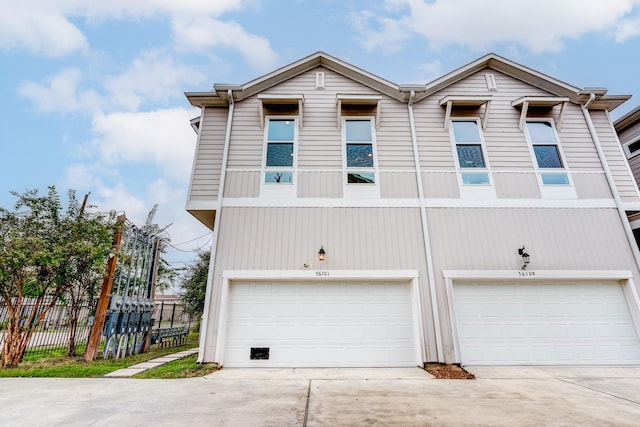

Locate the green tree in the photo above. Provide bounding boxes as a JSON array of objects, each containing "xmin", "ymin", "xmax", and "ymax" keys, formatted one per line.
[
  {"xmin": 61, "ymin": 191, "xmax": 116, "ymax": 356},
  {"xmin": 0, "ymin": 187, "xmax": 116, "ymax": 366},
  {"xmin": 180, "ymin": 250, "xmax": 210, "ymax": 318}
]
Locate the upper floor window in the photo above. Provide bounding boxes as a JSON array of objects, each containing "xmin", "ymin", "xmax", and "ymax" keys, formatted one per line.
[
  {"xmin": 623, "ymin": 136, "xmax": 640, "ymax": 159},
  {"xmin": 344, "ymin": 119, "xmax": 376, "ymax": 184},
  {"xmin": 264, "ymin": 118, "xmax": 296, "ymax": 184},
  {"xmin": 525, "ymin": 121, "xmax": 569, "ymax": 185},
  {"xmin": 451, "ymin": 120, "xmax": 490, "ymax": 185}
]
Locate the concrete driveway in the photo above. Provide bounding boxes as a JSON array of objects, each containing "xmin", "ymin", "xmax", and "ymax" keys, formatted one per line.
[{"xmin": 1, "ymin": 366, "xmax": 639, "ymax": 426}]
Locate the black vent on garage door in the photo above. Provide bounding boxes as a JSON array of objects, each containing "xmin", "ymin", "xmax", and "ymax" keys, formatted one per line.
[{"xmin": 250, "ymin": 347, "xmax": 269, "ymax": 360}]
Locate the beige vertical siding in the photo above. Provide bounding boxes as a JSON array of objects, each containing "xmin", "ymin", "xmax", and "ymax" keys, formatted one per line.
[
  {"xmin": 297, "ymin": 171, "xmax": 342, "ymax": 198},
  {"xmin": 201, "ymin": 206, "xmax": 436, "ymax": 362},
  {"xmin": 189, "ymin": 107, "xmax": 227, "ymax": 201},
  {"xmin": 493, "ymin": 172, "xmax": 541, "ymax": 199},
  {"xmin": 422, "ymin": 172, "xmax": 460, "ymax": 198},
  {"xmin": 572, "ymin": 173, "xmax": 613, "ymax": 199},
  {"xmin": 224, "ymin": 171, "xmax": 260, "ymax": 198},
  {"xmin": 380, "ymin": 172, "xmax": 419, "ymax": 198},
  {"xmin": 427, "ymin": 206, "xmax": 640, "ymax": 363},
  {"xmin": 591, "ymin": 110, "xmax": 640, "ymax": 203}
]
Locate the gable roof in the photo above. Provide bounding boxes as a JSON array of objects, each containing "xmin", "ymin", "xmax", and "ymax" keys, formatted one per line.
[{"xmin": 185, "ymin": 52, "xmax": 629, "ymax": 111}]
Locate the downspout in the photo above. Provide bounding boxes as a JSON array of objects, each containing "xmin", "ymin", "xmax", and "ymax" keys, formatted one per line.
[
  {"xmin": 407, "ymin": 90, "xmax": 444, "ymax": 362},
  {"xmin": 581, "ymin": 93, "xmax": 640, "ymax": 275},
  {"xmin": 197, "ymin": 90, "xmax": 235, "ymax": 363}
]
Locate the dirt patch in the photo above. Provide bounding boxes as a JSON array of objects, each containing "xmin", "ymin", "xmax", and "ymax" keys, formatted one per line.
[{"xmin": 425, "ymin": 363, "xmax": 475, "ymax": 379}]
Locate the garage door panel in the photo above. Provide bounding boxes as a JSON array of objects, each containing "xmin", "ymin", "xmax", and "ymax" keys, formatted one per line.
[
  {"xmin": 454, "ymin": 282, "xmax": 640, "ymax": 365},
  {"xmin": 224, "ymin": 281, "xmax": 416, "ymax": 367}
]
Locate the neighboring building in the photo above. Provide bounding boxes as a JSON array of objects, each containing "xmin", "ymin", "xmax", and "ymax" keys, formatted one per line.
[
  {"xmin": 185, "ymin": 52, "xmax": 640, "ymax": 367},
  {"xmin": 615, "ymin": 106, "xmax": 640, "ymax": 248}
]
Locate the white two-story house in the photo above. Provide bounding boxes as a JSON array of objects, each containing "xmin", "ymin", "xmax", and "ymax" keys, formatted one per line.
[{"xmin": 185, "ymin": 52, "xmax": 640, "ymax": 367}]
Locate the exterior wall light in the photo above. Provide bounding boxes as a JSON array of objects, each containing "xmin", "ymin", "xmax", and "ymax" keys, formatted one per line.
[
  {"xmin": 318, "ymin": 246, "xmax": 326, "ymax": 261},
  {"xmin": 518, "ymin": 246, "xmax": 530, "ymax": 270}
]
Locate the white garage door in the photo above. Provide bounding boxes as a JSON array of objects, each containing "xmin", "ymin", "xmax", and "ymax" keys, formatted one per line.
[
  {"xmin": 453, "ymin": 282, "xmax": 640, "ymax": 365},
  {"xmin": 223, "ymin": 281, "xmax": 417, "ymax": 367}
]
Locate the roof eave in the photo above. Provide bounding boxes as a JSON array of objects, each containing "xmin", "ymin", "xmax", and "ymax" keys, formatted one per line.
[{"xmin": 614, "ymin": 105, "xmax": 640, "ymax": 131}]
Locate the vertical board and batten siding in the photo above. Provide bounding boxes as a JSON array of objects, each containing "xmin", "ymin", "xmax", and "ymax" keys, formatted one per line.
[
  {"xmin": 590, "ymin": 110, "xmax": 640, "ymax": 203},
  {"xmin": 224, "ymin": 171, "xmax": 260, "ymax": 198},
  {"xmin": 298, "ymin": 171, "xmax": 342, "ymax": 198},
  {"xmin": 492, "ymin": 172, "xmax": 541, "ymax": 199},
  {"xmin": 572, "ymin": 173, "xmax": 613, "ymax": 199},
  {"xmin": 422, "ymin": 172, "xmax": 459, "ymax": 198},
  {"xmin": 380, "ymin": 172, "xmax": 419, "ymax": 198},
  {"xmin": 200, "ymin": 206, "xmax": 436, "ymax": 362},
  {"xmin": 426, "ymin": 206, "xmax": 640, "ymax": 363},
  {"xmin": 188, "ymin": 107, "xmax": 227, "ymax": 201},
  {"xmin": 619, "ymin": 122, "xmax": 640, "ymax": 184}
]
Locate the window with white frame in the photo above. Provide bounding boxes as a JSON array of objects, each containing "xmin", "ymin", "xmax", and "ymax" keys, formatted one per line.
[
  {"xmin": 451, "ymin": 120, "xmax": 491, "ymax": 185},
  {"xmin": 525, "ymin": 121, "xmax": 569, "ymax": 185},
  {"xmin": 264, "ymin": 118, "xmax": 296, "ymax": 184},
  {"xmin": 623, "ymin": 136, "xmax": 640, "ymax": 159},
  {"xmin": 344, "ymin": 118, "xmax": 376, "ymax": 184}
]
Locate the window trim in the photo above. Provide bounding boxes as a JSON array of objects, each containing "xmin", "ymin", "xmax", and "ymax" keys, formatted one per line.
[
  {"xmin": 342, "ymin": 116, "xmax": 379, "ymax": 189},
  {"xmin": 450, "ymin": 118, "xmax": 493, "ymax": 187},
  {"xmin": 262, "ymin": 116, "xmax": 298, "ymax": 187},
  {"xmin": 623, "ymin": 135, "xmax": 640, "ymax": 159},
  {"xmin": 524, "ymin": 118, "xmax": 572, "ymax": 188}
]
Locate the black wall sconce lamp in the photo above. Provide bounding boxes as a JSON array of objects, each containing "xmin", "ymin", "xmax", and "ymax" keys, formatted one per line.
[
  {"xmin": 518, "ymin": 246, "xmax": 530, "ymax": 270},
  {"xmin": 318, "ymin": 246, "xmax": 326, "ymax": 261}
]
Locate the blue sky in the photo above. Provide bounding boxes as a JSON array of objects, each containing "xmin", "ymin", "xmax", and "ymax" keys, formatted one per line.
[{"xmin": 2, "ymin": 0, "xmax": 640, "ymax": 272}]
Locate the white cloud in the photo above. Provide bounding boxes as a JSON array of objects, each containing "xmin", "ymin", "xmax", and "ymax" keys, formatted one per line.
[
  {"xmin": 91, "ymin": 108, "xmax": 197, "ymax": 182},
  {"xmin": 415, "ymin": 60, "xmax": 442, "ymax": 82},
  {"xmin": 0, "ymin": 1, "xmax": 88, "ymax": 56},
  {"xmin": 104, "ymin": 51, "xmax": 207, "ymax": 111},
  {"xmin": 18, "ymin": 68, "xmax": 102, "ymax": 114},
  {"xmin": 615, "ymin": 14, "xmax": 640, "ymax": 42},
  {"xmin": 0, "ymin": 0, "xmax": 275, "ymax": 70},
  {"xmin": 358, "ymin": 0, "xmax": 640, "ymax": 53},
  {"xmin": 172, "ymin": 17, "xmax": 279, "ymax": 71}
]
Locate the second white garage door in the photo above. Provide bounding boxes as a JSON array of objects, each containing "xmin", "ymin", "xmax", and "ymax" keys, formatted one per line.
[
  {"xmin": 223, "ymin": 281, "xmax": 417, "ymax": 367},
  {"xmin": 453, "ymin": 282, "xmax": 640, "ymax": 365}
]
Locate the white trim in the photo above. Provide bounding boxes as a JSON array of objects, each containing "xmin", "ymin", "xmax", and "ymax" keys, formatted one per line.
[
  {"xmin": 623, "ymin": 135, "xmax": 640, "ymax": 159},
  {"xmin": 408, "ymin": 91, "xmax": 443, "ymax": 362},
  {"xmin": 261, "ymin": 116, "xmax": 298, "ymax": 198},
  {"xmin": 223, "ymin": 269, "xmax": 419, "ymax": 280},
  {"xmin": 198, "ymin": 91, "xmax": 235, "ymax": 363},
  {"xmin": 342, "ymin": 117, "xmax": 380, "ymax": 198},
  {"xmin": 524, "ymin": 118, "xmax": 578, "ymax": 199},
  {"xmin": 219, "ymin": 197, "xmax": 617, "ymax": 209},
  {"xmin": 449, "ymin": 118, "xmax": 497, "ymax": 199},
  {"xmin": 443, "ymin": 269, "xmax": 633, "ymax": 280},
  {"xmin": 443, "ymin": 269, "xmax": 639, "ymax": 364},
  {"xmin": 214, "ymin": 269, "xmax": 424, "ymax": 367}
]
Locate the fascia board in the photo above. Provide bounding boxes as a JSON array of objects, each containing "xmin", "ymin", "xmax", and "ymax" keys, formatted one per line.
[
  {"xmin": 415, "ymin": 53, "xmax": 583, "ymax": 103},
  {"xmin": 614, "ymin": 105, "xmax": 640, "ymax": 132}
]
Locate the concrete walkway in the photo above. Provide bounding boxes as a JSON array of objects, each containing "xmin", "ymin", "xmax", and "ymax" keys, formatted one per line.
[
  {"xmin": 103, "ymin": 348, "xmax": 199, "ymax": 377},
  {"xmin": 0, "ymin": 366, "xmax": 639, "ymax": 426}
]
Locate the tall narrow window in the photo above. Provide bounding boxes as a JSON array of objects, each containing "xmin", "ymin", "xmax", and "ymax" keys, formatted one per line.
[
  {"xmin": 265, "ymin": 118, "xmax": 295, "ymax": 184},
  {"xmin": 526, "ymin": 121, "xmax": 569, "ymax": 185},
  {"xmin": 345, "ymin": 119, "xmax": 375, "ymax": 184},
  {"xmin": 451, "ymin": 120, "xmax": 490, "ymax": 185}
]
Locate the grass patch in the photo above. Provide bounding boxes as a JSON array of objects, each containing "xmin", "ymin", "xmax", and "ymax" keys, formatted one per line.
[
  {"xmin": 133, "ymin": 354, "xmax": 217, "ymax": 379},
  {"xmin": 0, "ymin": 333, "xmax": 200, "ymax": 378}
]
